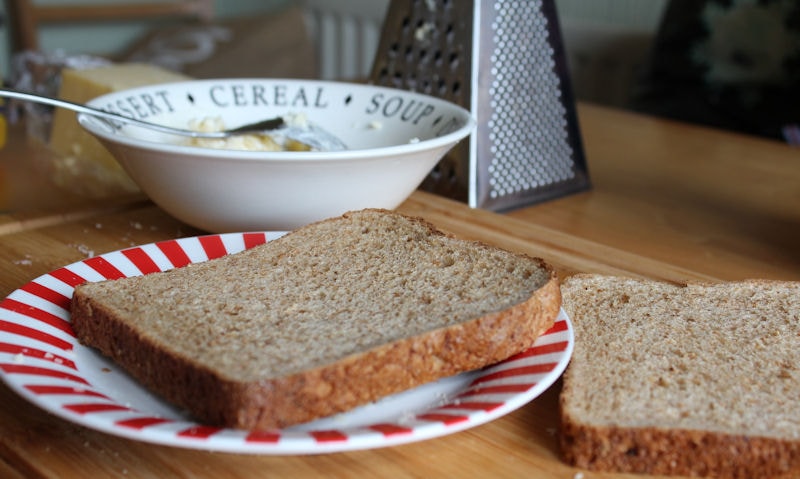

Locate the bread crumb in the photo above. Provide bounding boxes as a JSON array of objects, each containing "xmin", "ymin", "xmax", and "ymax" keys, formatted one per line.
[
  {"xmin": 398, "ymin": 411, "xmax": 416, "ymax": 425},
  {"xmin": 13, "ymin": 353, "xmax": 24, "ymax": 364},
  {"xmin": 13, "ymin": 255, "xmax": 32, "ymax": 266},
  {"xmin": 574, "ymin": 473, "xmax": 585, "ymax": 479},
  {"xmin": 72, "ymin": 244, "xmax": 95, "ymax": 258}
]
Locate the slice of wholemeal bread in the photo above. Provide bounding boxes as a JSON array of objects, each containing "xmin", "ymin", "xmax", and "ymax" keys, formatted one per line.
[
  {"xmin": 559, "ymin": 274, "xmax": 800, "ymax": 479},
  {"xmin": 71, "ymin": 209, "xmax": 560, "ymax": 430}
]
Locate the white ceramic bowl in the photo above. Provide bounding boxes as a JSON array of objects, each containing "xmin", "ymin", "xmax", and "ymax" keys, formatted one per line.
[{"xmin": 78, "ymin": 79, "xmax": 474, "ymax": 232}]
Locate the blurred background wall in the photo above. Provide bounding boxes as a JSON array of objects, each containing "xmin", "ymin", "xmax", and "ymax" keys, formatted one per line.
[{"xmin": 0, "ymin": 0, "xmax": 669, "ymax": 108}]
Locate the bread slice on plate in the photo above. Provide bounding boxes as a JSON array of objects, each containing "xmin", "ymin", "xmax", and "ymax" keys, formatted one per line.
[
  {"xmin": 71, "ymin": 209, "xmax": 561, "ymax": 430},
  {"xmin": 559, "ymin": 274, "xmax": 800, "ymax": 479}
]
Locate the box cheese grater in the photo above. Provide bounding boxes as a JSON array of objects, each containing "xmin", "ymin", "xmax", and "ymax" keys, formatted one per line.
[{"xmin": 370, "ymin": 0, "xmax": 590, "ymax": 210}]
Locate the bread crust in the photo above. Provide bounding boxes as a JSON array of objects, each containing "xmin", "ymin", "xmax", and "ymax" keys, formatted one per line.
[
  {"xmin": 71, "ymin": 210, "xmax": 561, "ymax": 430},
  {"xmin": 559, "ymin": 414, "xmax": 800, "ymax": 479}
]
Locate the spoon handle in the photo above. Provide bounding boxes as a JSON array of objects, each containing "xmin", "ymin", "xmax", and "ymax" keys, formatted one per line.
[{"xmin": 0, "ymin": 88, "xmax": 231, "ymax": 139}]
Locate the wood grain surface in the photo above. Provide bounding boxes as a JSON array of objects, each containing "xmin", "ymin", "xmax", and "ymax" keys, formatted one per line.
[{"xmin": 0, "ymin": 103, "xmax": 797, "ymax": 478}]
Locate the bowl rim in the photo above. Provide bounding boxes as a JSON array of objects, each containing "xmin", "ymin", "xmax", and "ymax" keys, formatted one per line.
[{"xmin": 78, "ymin": 78, "xmax": 476, "ymax": 163}]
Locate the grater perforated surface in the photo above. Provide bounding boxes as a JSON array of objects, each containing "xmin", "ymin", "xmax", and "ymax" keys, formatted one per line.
[
  {"xmin": 483, "ymin": 1, "xmax": 575, "ymax": 199},
  {"xmin": 371, "ymin": 0, "xmax": 589, "ymax": 210}
]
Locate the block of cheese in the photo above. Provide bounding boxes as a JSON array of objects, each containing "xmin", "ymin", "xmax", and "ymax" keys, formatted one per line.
[{"xmin": 48, "ymin": 63, "xmax": 190, "ymax": 196}]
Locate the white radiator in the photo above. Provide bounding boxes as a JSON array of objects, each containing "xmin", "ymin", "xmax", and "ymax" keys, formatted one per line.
[{"xmin": 301, "ymin": 0, "xmax": 389, "ymax": 80}]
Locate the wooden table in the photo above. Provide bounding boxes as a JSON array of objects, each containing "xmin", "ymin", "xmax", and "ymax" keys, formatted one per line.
[{"xmin": 0, "ymin": 103, "xmax": 798, "ymax": 478}]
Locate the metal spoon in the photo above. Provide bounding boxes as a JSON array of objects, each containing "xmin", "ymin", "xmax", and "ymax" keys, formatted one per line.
[{"xmin": 0, "ymin": 88, "xmax": 347, "ymax": 151}]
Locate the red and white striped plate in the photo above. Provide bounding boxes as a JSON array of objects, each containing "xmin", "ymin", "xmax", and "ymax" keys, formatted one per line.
[{"xmin": 0, "ymin": 233, "xmax": 573, "ymax": 454}]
